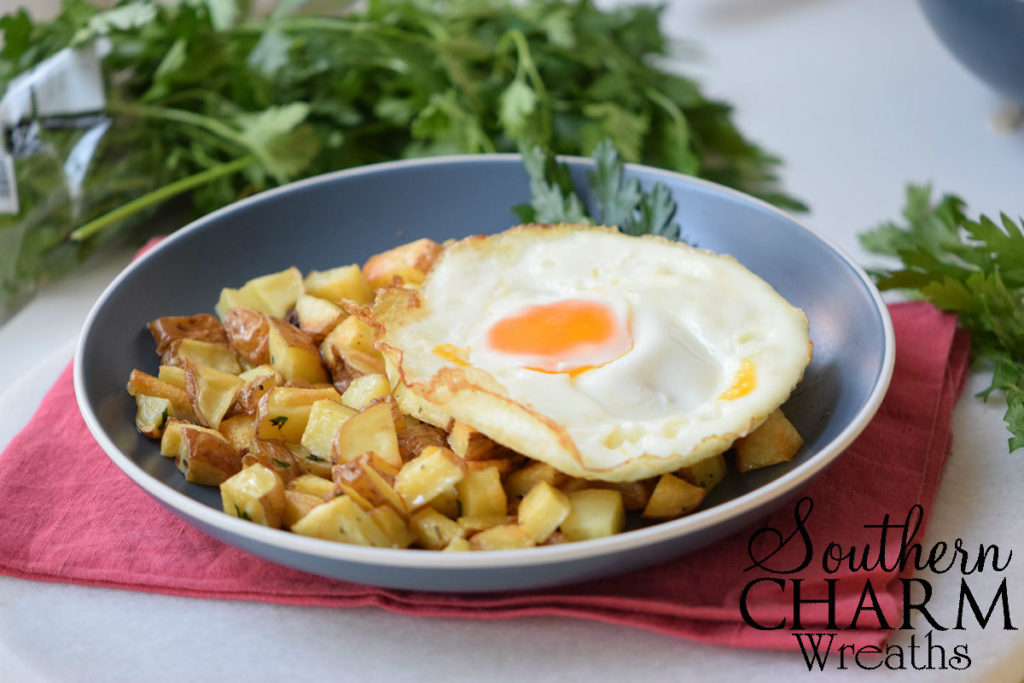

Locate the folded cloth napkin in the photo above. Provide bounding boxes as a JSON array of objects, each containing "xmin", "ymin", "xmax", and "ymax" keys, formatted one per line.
[{"xmin": 0, "ymin": 301, "xmax": 969, "ymax": 650}]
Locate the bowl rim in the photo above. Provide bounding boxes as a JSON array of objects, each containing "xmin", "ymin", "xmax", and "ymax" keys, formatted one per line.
[{"xmin": 74, "ymin": 153, "xmax": 895, "ymax": 572}]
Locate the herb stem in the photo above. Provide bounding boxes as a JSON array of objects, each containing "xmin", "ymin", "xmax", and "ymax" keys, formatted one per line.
[
  {"xmin": 107, "ymin": 101, "xmax": 249, "ymax": 152},
  {"xmin": 237, "ymin": 16, "xmax": 438, "ymax": 47},
  {"xmin": 506, "ymin": 29, "xmax": 552, "ymax": 143},
  {"xmin": 70, "ymin": 156, "xmax": 256, "ymax": 241}
]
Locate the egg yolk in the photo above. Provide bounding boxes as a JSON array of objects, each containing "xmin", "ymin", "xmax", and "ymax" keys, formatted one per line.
[
  {"xmin": 718, "ymin": 357, "xmax": 757, "ymax": 400},
  {"xmin": 486, "ymin": 299, "xmax": 626, "ymax": 375}
]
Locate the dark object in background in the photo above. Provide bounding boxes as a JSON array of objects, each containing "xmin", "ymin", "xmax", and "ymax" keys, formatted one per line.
[{"xmin": 919, "ymin": 0, "xmax": 1024, "ymax": 106}]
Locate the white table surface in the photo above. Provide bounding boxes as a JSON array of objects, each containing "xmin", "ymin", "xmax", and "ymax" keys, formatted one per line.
[{"xmin": 2, "ymin": 0, "xmax": 1024, "ymax": 680}]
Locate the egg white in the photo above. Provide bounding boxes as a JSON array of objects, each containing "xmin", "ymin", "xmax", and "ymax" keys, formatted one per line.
[{"xmin": 372, "ymin": 225, "xmax": 812, "ymax": 481}]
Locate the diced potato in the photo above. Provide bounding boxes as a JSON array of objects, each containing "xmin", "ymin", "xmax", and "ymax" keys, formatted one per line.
[
  {"xmin": 238, "ymin": 364, "xmax": 282, "ymax": 384},
  {"xmin": 256, "ymin": 386, "xmax": 342, "ymax": 443},
  {"xmin": 160, "ymin": 417, "xmax": 188, "ymax": 457},
  {"xmin": 215, "ymin": 287, "xmax": 266, "ymax": 320},
  {"xmin": 677, "ymin": 453, "xmax": 728, "ymax": 490},
  {"xmin": 408, "ymin": 507, "xmax": 462, "ymax": 550},
  {"xmin": 133, "ymin": 394, "xmax": 174, "ymax": 438},
  {"xmin": 157, "ymin": 364, "xmax": 186, "ymax": 390},
  {"xmin": 147, "ymin": 313, "xmax": 227, "ymax": 355},
  {"xmin": 465, "ymin": 458, "xmax": 515, "ymax": 476},
  {"xmin": 303, "ymin": 264, "xmax": 373, "ymax": 305},
  {"xmin": 242, "ymin": 438, "xmax": 300, "ymax": 483},
  {"xmin": 223, "ymin": 308, "xmax": 271, "ymax": 367},
  {"xmin": 559, "ymin": 478, "xmax": 590, "ymax": 495},
  {"xmin": 292, "ymin": 494, "xmax": 390, "ymax": 547},
  {"xmin": 293, "ymin": 294, "xmax": 345, "ymax": 342},
  {"xmin": 267, "ymin": 318, "xmax": 329, "ymax": 384},
  {"xmin": 219, "ymin": 413, "xmax": 256, "ymax": 452},
  {"xmin": 334, "ymin": 495, "xmax": 393, "ymax": 547},
  {"xmin": 336, "ymin": 483, "xmax": 376, "ymax": 511},
  {"xmin": 543, "ymin": 532, "xmax": 571, "ymax": 546},
  {"xmin": 284, "ymin": 489, "xmax": 323, "ymax": 528},
  {"xmin": 469, "ymin": 524, "xmax": 535, "ymax": 551},
  {"xmin": 457, "ymin": 466, "xmax": 507, "ymax": 518},
  {"xmin": 443, "ymin": 536, "xmax": 472, "ymax": 552},
  {"xmin": 328, "ymin": 315, "xmax": 377, "ymax": 356},
  {"xmin": 367, "ymin": 394, "xmax": 406, "ymax": 433},
  {"xmin": 447, "ymin": 422, "xmax": 508, "ymax": 461},
  {"xmin": 340, "ymin": 373, "xmax": 391, "ymax": 411},
  {"xmin": 642, "ymin": 473, "xmax": 706, "ymax": 519},
  {"xmin": 287, "ymin": 473, "xmax": 337, "ymax": 500},
  {"xmin": 735, "ymin": 409, "xmax": 804, "ymax": 473},
  {"xmin": 331, "ymin": 453, "xmax": 406, "ymax": 514},
  {"xmin": 289, "ymin": 443, "xmax": 333, "ymax": 479},
  {"xmin": 391, "ymin": 379, "xmax": 453, "ymax": 430},
  {"xmin": 232, "ymin": 366, "xmax": 281, "ymax": 415},
  {"xmin": 220, "ymin": 464, "xmax": 286, "ymax": 528},
  {"xmin": 362, "ymin": 238, "xmax": 443, "ymax": 290},
  {"xmin": 505, "ymin": 461, "xmax": 567, "ymax": 500},
  {"xmin": 428, "ymin": 485, "xmax": 459, "ymax": 519},
  {"xmin": 332, "ymin": 401, "xmax": 401, "ymax": 467},
  {"xmin": 560, "ymin": 489, "xmax": 625, "ymax": 542},
  {"xmin": 218, "ymin": 266, "xmax": 303, "ymax": 319},
  {"xmin": 175, "ymin": 424, "xmax": 242, "ymax": 486},
  {"xmin": 396, "ymin": 422, "xmax": 447, "ymax": 462},
  {"xmin": 367, "ymin": 505, "xmax": 415, "ymax": 548},
  {"xmin": 290, "ymin": 495, "xmax": 351, "ymax": 543},
  {"xmin": 127, "ymin": 369, "xmax": 193, "ymax": 421},
  {"xmin": 456, "ymin": 515, "xmax": 514, "ymax": 533},
  {"xmin": 320, "ymin": 317, "xmax": 386, "ymax": 376},
  {"xmin": 167, "ymin": 338, "xmax": 241, "ymax": 374},
  {"xmin": 324, "ymin": 359, "xmax": 356, "ymax": 396},
  {"xmin": 395, "ymin": 445, "xmax": 466, "ymax": 511},
  {"xmin": 592, "ymin": 480, "xmax": 651, "ymax": 511},
  {"xmin": 184, "ymin": 361, "xmax": 244, "ymax": 429},
  {"xmin": 300, "ymin": 399, "xmax": 356, "ymax": 460},
  {"xmin": 517, "ymin": 481, "xmax": 572, "ymax": 543}
]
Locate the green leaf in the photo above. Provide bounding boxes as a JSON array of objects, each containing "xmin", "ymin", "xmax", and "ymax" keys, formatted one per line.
[
  {"xmin": 0, "ymin": 10, "xmax": 33, "ymax": 61},
  {"xmin": 539, "ymin": 8, "xmax": 574, "ymax": 49},
  {"xmin": 519, "ymin": 144, "xmax": 589, "ymax": 225},
  {"xmin": 235, "ymin": 103, "xmax": 319, "ymax": 182},
  {"xmin": 587, "ymin": 138, "xmax": 641, "ymax": 229},
  {"xmin": 1004, "ymin": 389, "xmax": 1024, "ymax": 452},
  {"xmin": 861, "ymin": 183, "xmax": 1024, "ymax": 453},
  {"xmin": 72, "ymin": 2, "xmax": 157, "ymax": 44},
  {"xmin": 581, "ymin": 103, "xmax": 648, "ymax": 162},
  {"xmin": 203, "ymin": 0, "xmax": 238, "ymax": 31},
  {"xmin": 499, "ymin": 79, "xmax": 537, "ymax": 139},
  {"xmin": 628, "ymin": 182, "xmax": 680, "ymax": 240},
  {"xmin": 248, "ymin": 28, "xmax": 292, "ymax": 78},
  {"xmin": 233, "ymin": 504, "xmax": 252, "ymax": 521}
]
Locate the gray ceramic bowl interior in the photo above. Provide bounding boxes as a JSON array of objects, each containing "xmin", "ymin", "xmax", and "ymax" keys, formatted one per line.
[
  {"xmin": 76, "ymin": 155, "xmax": 893, "ymax": 592},
  {"xmin": 920, "ymin": 0, "xmax": 1024, "ymax": 105}
]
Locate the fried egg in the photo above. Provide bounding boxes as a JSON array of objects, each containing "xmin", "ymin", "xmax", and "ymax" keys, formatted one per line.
[{"xmin": 369, "ymin": 225, "xmax": 812, "ymax": 482}]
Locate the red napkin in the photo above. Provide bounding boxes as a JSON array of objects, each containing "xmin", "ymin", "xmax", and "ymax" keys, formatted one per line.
[{"xmin": 0, "ymin": 302, "xmax": 969, "ymax": 650}]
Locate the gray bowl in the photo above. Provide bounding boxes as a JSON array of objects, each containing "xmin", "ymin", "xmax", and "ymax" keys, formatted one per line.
[
  {"xmin": 75, "ymin": 155, "xmax": 893, "ymax": 592},
  {"xmin": 920, "ymin": 0, "xmax": 1024, "ymax": 105}
]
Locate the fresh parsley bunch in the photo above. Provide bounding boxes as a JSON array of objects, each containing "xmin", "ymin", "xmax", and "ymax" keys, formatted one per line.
[
  {"xmin": 0, "ymin": 0, "xmax": 801, "ymax": 308},
  {"xmin": 861, "ymin": 184, "xmax": 1024, "ymax": 451}
]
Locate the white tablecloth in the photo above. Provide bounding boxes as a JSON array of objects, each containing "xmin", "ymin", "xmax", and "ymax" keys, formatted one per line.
[{"xmin": 2, "ymin": 1, "xmax": 1023, "ymax": 680}]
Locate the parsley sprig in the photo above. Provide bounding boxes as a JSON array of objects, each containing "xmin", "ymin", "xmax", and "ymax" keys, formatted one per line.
[
  {"xmin": 515, "ymin": 139, "xmax": 682, "ymax": 241},
  {"xmin": 861, "ymin": 184, "xmax": 1024, "ymax": 451}
]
